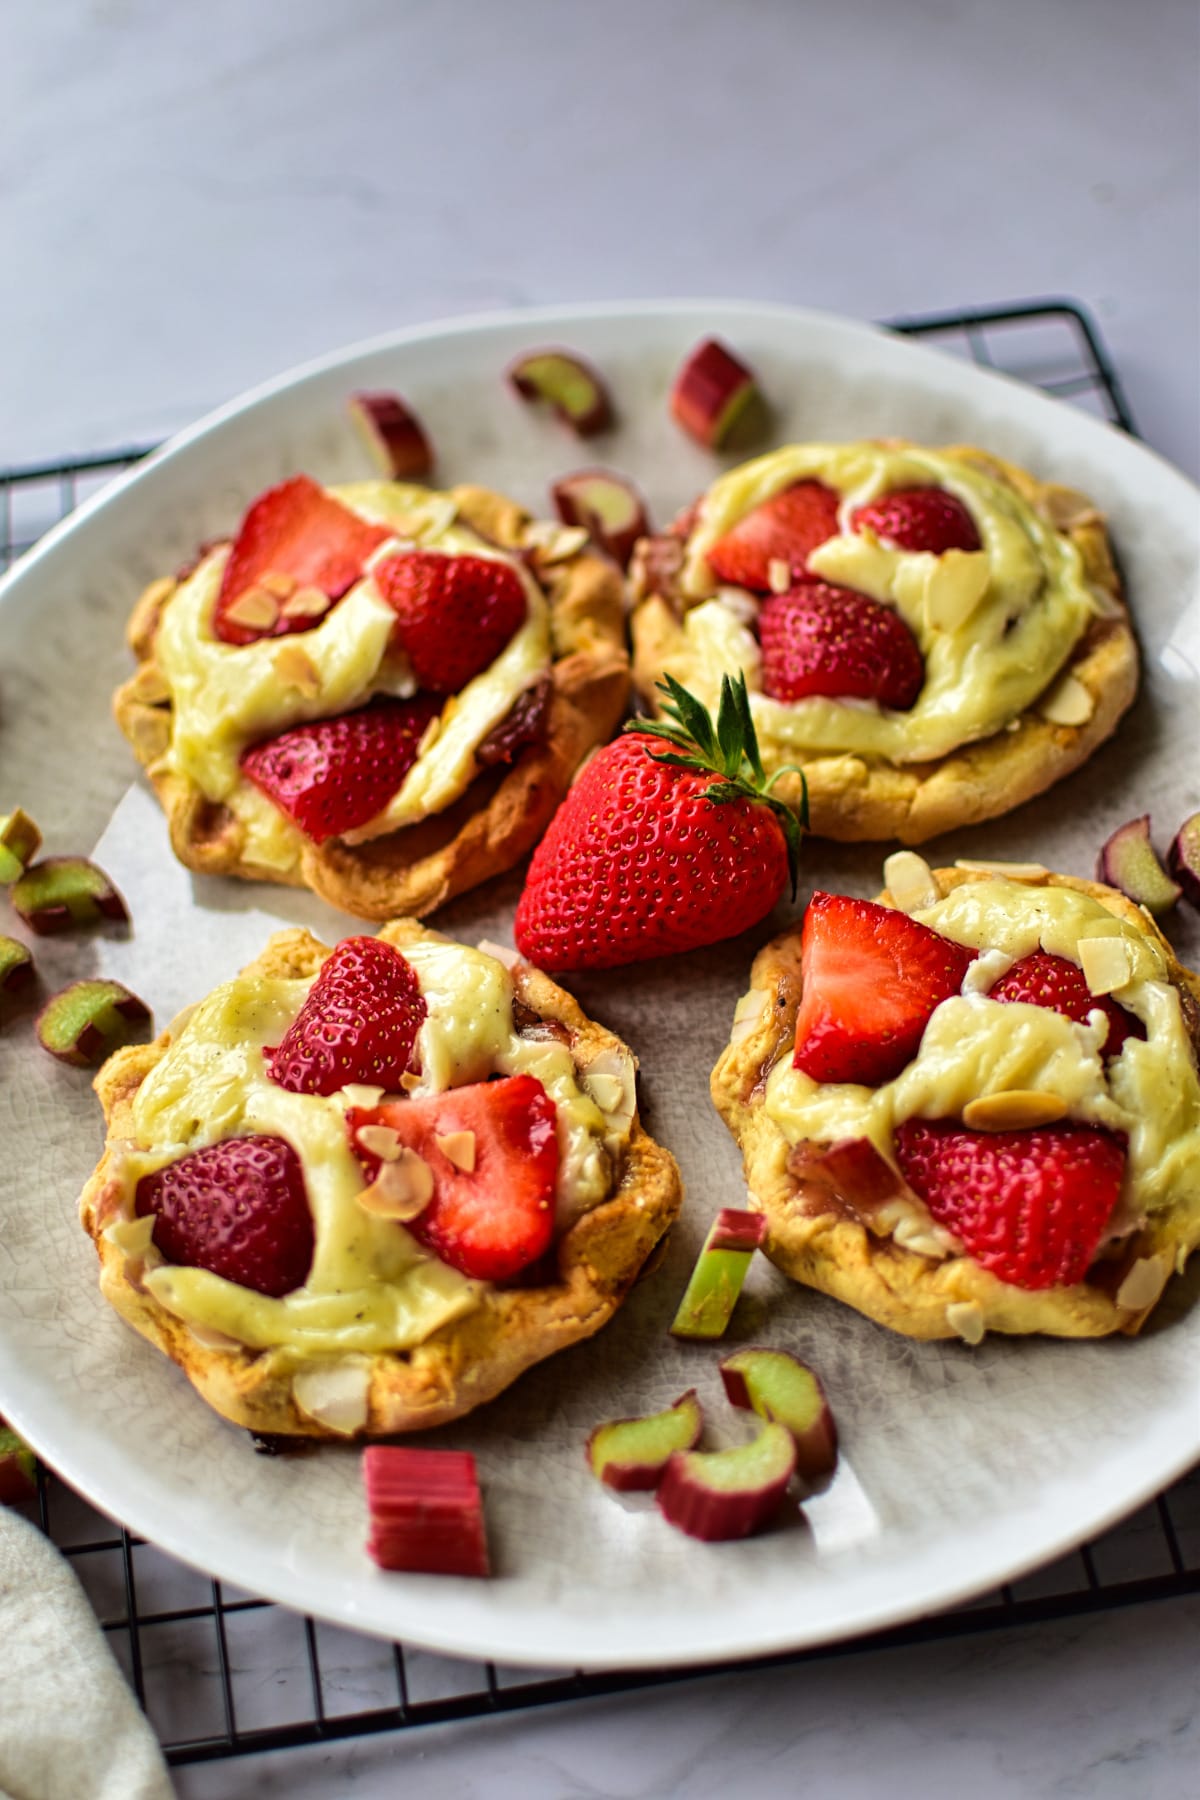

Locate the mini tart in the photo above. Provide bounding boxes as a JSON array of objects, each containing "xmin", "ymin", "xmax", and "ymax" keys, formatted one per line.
[
  {"xmin": 115, "ymin": 480, "xmax": 629, "ymax": 919},
  {"xmin": 712, "ymin": 866, "xmax": 1200, "ymax": 1341},
  {"xmin": 631, "ymin": 442, "xmax": 1137, "ymax": 844},
  {"xmin": 80, "ymin": 922, "xmax": 682, "ymax": 1437}
]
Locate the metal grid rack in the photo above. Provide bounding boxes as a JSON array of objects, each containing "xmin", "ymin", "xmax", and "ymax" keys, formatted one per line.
[{"xmin": 2, "ymin": 299, "xmax": 1195, "ymax": 1769}]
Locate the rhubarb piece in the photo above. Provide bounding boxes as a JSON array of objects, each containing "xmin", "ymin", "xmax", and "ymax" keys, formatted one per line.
[
  {"xmin": 10, "ymin": 857, "xmax": 129, "ymax": 936},
  {"xmin": 36, "ymin": 979, "xmax": 151, "ymax": 1068},
  {"xmin": 720, "ymin": 1350, "xmax": 838, "ymax": 1480},
  {"xmin": 551, "ymin": 469, "xmax": 649, "ymax": 569},
  {"xmin": 657, "ymin": 1422, "xmax": 796, "ymax": 1541},
  {"xmin": 1167, "ymin": 812, "xmax": 1200, "ymax": 909},
  {"xmin": 507, "ymin": 348, "xmax": 612, "ymax": 436},
  {"xmin": 669, "ymin": 1208, "xmax": 767, "ymax": 1340},
  {"xmin": 0, "ymin": 935, "xmax": 35, "ymax": 1005},
  {"xmin": 0, "ymin": 809, "xmax": 42, "ymax": 885},
  {"xmin": 1096, "ymin": 816, "xmax": 1181, "ymax": 914},
  {"xmin": 670, "ymin": 338, "xmax": 761, "ymax": 449},
  {"xmin": 0, "ymin": 1423, "xmax": 36, "ymax": 1506},
  {"xmin": 363, "ymin": 1445, "xmax": 490, "ymax": 1576},
  {"xmin": 348, "ymin": 390, "xmax": 434, "ymax": 481},
  {"xmin": 586, "ymin": 1390, "xmax": 703, "ymax": 1492}
]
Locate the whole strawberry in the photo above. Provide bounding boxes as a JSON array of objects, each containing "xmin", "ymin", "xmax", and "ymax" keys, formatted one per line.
[{"xmin": 513, "ymin": 674, "xmax": 803, "ymax": 971}]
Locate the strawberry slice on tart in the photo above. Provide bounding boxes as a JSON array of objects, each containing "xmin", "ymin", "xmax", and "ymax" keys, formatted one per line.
[
  {"xmin": 850, "ymin": 486, "xmax": 981, "ymax": 554},
  {"xmin": 758, "ymin": 580, "xmax": 925, "ymax": 709},
  {"xmin": 135, "ymin": 1136, "xmax": 315, "ymax": 1299},
  {"xmin": 706, "ymin": 480, "xmax": 841, "ymax": 590},
  {"xmin": 240, "ymin": 695, "xmax": 440, "ymax": 843},
  {"xmin": 373, "ymin": 550, "xmax": 528, "ymax": 693},
  {"xmin": 268, "ymin": 935, "xmax": 427, "ymax": 1095}
]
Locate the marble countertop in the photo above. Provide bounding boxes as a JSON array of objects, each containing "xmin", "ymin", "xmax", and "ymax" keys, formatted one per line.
[{"xmin": 4, "ymin": 1, "xmax": 1197, "ymax": 1795}]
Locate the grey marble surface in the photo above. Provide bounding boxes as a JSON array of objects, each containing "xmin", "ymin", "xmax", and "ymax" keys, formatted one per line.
[{"xmin": 4, "ymin": 1, "xmax": 1198, "ymax": 1796}]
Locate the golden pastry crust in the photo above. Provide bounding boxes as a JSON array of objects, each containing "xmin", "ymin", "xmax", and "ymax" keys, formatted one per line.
[
  {"xmin": 115, "ymin": 483, "xmax": 630, "ymax": 920},
  {"xmin": 80, "ymin": 920, "xmax": 682, "ymax": 1436},
  {"xmin": 631, "ymin": 446, "xmax": 1139, "ymax": 844},
  {"xmin": 712, "ymin": 868, "xmax": 1200, "ymax": 1341}
]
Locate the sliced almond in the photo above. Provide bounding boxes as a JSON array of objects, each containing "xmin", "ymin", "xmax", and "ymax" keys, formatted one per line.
[
  {"xmin": 225, "ymin": 586, "xmax": 280, "ymax": 631},
  {"xmin": 883, "ymin": 850, "xmax": 941, "ymax": 912},
  {"xmin": 1038, "ymin": 671, "xmax": 1095, "ymax": 727},
  {"xmin": 102, "ymin": 1214, "xmax": 157, "ymax": 1259},
  {"xmin": 272, "ymin": 642, "xmax": 322, "ymax": 696},
  {"xmin": 280, "ymin": 584, "xmax": 332, "ymax": 620},
  {"xmin": 945, "ymin": 1301, "xmax": 986, "ymax": 1346},
  {"xmin": 1039, "ymin": 485, "xmax": 1103, "ymax": 532},
  {"xmin": 767, "ymin": 558, "xmax": 792, "ymax": 594},
  {"xmin": 435, "ymin": 1130, "xmax": 476, "ymax": 1173},
  {"xmin": 356, "ymin": 1149, "xmax": 434, "ymax": 1220},
  {"xmin": 259, "ymin": 568, "xmax": 298, "ymax": 599},
  {"xmin": 921, "ymin": 551, "xmax": 990, "ymax": 634},
  {"xmin": 955, "ymin": 858, "xmax": 1048, "ymax": 881},
  {"xmin": 525, "ymin": 520, "xmax": 589, "ymax": 564},
  {"xmin": 962, "ymin": 1090, "xmax": 1069, "ymax": 1130},
  {"xmin": 356, "ymin": 1124, "xmax": 402, "ymax": 1162},
  {"xmin": 477, "ymin": 938, "xmax": 520, "ymax": 970},
  {"xmin": 292, "ymin": 1359, "xmax": 371, "ymax": 1436},
  {"xmin": 583, "ymin": 1074, "xmax": 624, "ymax": 1113},
  {"xmin": 1115, "ymin": 1254, "xmax": 1172, "ymax": 1314},
  {"xmin": 400, "ymin": 1070, "xmax": 422, "ymax": 1094},
  {"xmin": 128, "ymin": 662, "xmax": 171, "ymax": 704},
  {"xmin": 1078, "ymin": 936, "xmax": 1132, "ymax": 996},
  {"xmin": 342, "ymin": 1083, "xmax": 386, "ymax": 1109},
  {"xmin": 416, "ymin": 716, "xmax": 441, "ymax": 758}
]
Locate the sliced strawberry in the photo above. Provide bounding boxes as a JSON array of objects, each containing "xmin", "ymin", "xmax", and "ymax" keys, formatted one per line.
[
  {"xmin": 240, "ymin": 695, "xmax": 440, "ymax": 843},
  {"xmin": 135, "ymin": 1136, "xmax": 314, "ymax": 1298},
  {"xmin": 851, "ymin": 487, "xmax": 981, "ymax": 554},
  {"xmin": 269, "ymin": 936, "xmax": 426, "ymax": 1097},
  {"xmin": 373, "ymin": 551, "xmax": 527, "ymax": 693},
  {"xmin": 706, "ymin": 481, "xmax": 841, "ymax": 590},
  {"xmin": 758, "ymin": 579, "xmax": 924, "ymax": 708},
  {"xmin": 213, "ymin": 476, "xmax": 390, "ymax": 645},
  {"xmin": 986, "ymin": 951, "xmax": 1145, "ymax": 1059},
  {"xmin": 893, "ymin": 1118, "xmax": 1126, "ymax": 1289},
  {"xmin": 793, "ymin": 893, "xmax": 973, "ymax": 1086},
  {"xmin": 349, "ymin": 1074, "xmax": 558, "ymax": 1281}
]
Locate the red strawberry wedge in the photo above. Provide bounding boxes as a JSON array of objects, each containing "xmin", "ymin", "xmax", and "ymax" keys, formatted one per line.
[
  {"xmin": 214, "ymin": 476, "xmax": 390, "ymax": 645},
  {"xmin": 987, "ymin": 951, "xmax": 1145, "ymax": 1059},
  {"xmin": 759, "ymin": 580, "xmax": 925, "ymax": 709},
  {"xmin": 135, "ymin": 1136, "xmax": 315, "ymax": 1298},
  {"xmin": 349, "ymin": 1074, "xmax": 559, "ymax": 1282},
  {"xmin": 793, "ymin": 893, "xmax": 973, "ymax": 1086},
  {"xmin": 706, "ymin": 481, "xmax": 841, "ymax": 590},
  {"xmin": 373, "ymin": 551, "xmax": 527, "ymax": 693},
  {"xmin": 514, "ymin": 674, "xmax": 803, "ymax": 972},
  {"xmin": 241, "ymin": 695, "xmax": 440, "ymax": 843},
  {"xmin": 269, "ymin": 936, "xmax": 427, "ymax": 1097},
  {"xmin": 851, "ymin": 487, "xmax": 981, "ymax": 554},
  {"xmin": 893, "ymin": 1118, "xmax": 1126, "ymax": 1290}
]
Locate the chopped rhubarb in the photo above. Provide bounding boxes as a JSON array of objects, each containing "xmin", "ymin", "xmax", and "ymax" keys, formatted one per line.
[
  {"xmin": 670, "ymin": 1208, "xmax": 766, "ymax": 1339},
  {"xmin": 507, "ymin": 348, "xmax": 612, "ymax": 436},
  {"xmin": 1168, "ymin": 812, "xmax": 1200, "ymax": 909},
  {"xmin": 586, "ymin": 1390, "xmax": 703, "ymax": 1492},
  {"xmin": 363, "ymin": 1446, "xmax": 490, "ymax": 1577},
  {"xmin": 348, "ymin": 391, "xmax": 434, "ymax": 481},
  {"xmin": 670, "ymin": 338, "xmax": 761, "ymax": 449},
  {"xmin": 0, "ymin": 935, "xmax": 35, "ymax": 1006},
  {"xmin": 551, "ymin": 469, "xmax": 649, "ymax": 569},
  {"xmin": 36, "ymin": 979, "xmax": 151, "ymax": 1067},
  {"xmin": 657, "ymin": 1422, "xmax": 796, "ymax": 1541},
  {"xmin": 1096, "ymin": 816, "xmax": 1180, "ymax": 914},
  {"xmin": 720, "ymin": 1349, "xmax": 838, "ymax": 1480},
  {"xmin": 11, "ymin": 857, "xmax": 129, "ymax": 935},
  {"xmin": 0, "ymin": 1423, "xmax": 36, "ymax": 1506},
  {"xmin": 0, "ymin": 809, "xmax": 42, "ymax": 885}
]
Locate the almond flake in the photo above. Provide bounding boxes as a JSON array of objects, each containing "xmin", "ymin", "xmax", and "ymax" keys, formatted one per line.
[
  {"xmin": 281, "ymin": 585, "xmax": 331, "ymax": 620},
  {"xmin": 259, "ymin": 568, "xmax": 298, "ymax": 599},
  {"xmin": 416, "ymin": 716, "xmax": 441, "ymax": 757},
  {"xmin": 435, "ymin": 1130, "xmax": 476, "ymax": 1173},
  {"xmin": 356, "ymin": 1149, "xmax": 434, "ymax": 1220},
  {"xmin": 921, "ymin": 551, "xmax": 990, "ymax": 634},
  {"xmin": 1115, "ymin": 1254, "xmax": 1171, "ymax": 1313},
  {"xmin": 400, "ymin": 1070, "xmax": 422, "ymax": 1094},
  {"xmin": 526, "ymin": 521, "xmax": 589, "ymax": 564},
  {"xmin": 883, "ymin": 850, "xmax": 941, "ymax": 912},
  {"xmin": 342, "ymin": 1083, "xmax": 386, "ymax": 1109},
  {"xmin": 955, "ymin": 858, "xmax": 1048, "ymax": 881},
  {"xmin": 356, "ymin": 1124, "xmax": 402, "ymax": 1162},
  {"xmin": 1040, "ymin": 486, "xmax": 1103, "ymax": 532},
  {"xmin": 1038, "ymin": 672, "xmax": 1095, "ymax": 727},
  {"xmin": 225, "ymin": 586, "xmax": 280, "ymax": 630},
  {"xmin": 945, "ymin": 1301, "xmax": 985, "ymax": 1345},
  {"xmin": 962, "ymin": 1090, "xmax": 1069, "ymax": 1131},
  {"xmin": 584, "ymin": 1074, "xmax": 624, "ymax": 1113},
  {"xmin": 273, "ymin": 643, "xmax": 322, "ymax": 696},
  {"xmin": 1078, "ymin": 935, "xmax": 1132, "ymax": 996},
  {"xmin": 767, "ymin": 558, "xmax": 792, "ymax": 594},
  {"xmin": 103, "ymin": 1215, "xmax": 157, "ymax": 1259}
]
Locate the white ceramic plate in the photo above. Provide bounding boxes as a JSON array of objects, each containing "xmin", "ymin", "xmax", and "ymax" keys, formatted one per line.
[{"xmin": 1, "ymin": 301, "xmax": 1198, "ymax": 1671}]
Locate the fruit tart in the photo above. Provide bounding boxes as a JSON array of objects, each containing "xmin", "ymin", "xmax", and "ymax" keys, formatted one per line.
[
  {"xmin": 630, "ymin": 442, "xmax": 1137, "ymax": 843},
  {"xmin": 115, "ymin": 475, "xmax": 629, "ymax": 918},
  {"xmin": 712, "ymin": 860, "xmax": 1200, "ymax": 1340},
  {"xmin": 79, "ymin": 924, "xmax": 681, "ymax": 1436}
]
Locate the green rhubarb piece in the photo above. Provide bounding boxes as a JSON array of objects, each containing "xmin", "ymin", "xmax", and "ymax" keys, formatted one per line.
[
  {"xmin": 507, "ymin": 349, "xmax": 611, "ymax": 435},
  {"xmin": 0, "ymin": 809, "xmax": 42, "ymax": 885},
  {"xmin": 11, "ymin": 856, "xmax": 129, "ymax": 935},
  {"xmin": 0, "ymin": 1425, "xmax": 36, "ymax": 1504},
  {"xmin": 670, "ymin": 1208, "xmax": 767, "ymax": 1340},
  {"xmin": 0, "ymin": 935, "xmax": 34, "ymax": 1001},
  {"xmin": 720, "ymin": 1348, "xmax": 839, "ymax": 1479},
  {"xmin": 657, "ymin": 1422, "xmax": 796, "ymax": 1541},
  {"xmin": 36, "ymin": 978, "xmax": 151, "ymax": 1068},
  {"xmin": 586, "ymin": 1390, "xmax": 703, "ymax": 1491},
  {"xmin": 1097, "ymin": 816, "xmax": 1181, "ymax": 915}
]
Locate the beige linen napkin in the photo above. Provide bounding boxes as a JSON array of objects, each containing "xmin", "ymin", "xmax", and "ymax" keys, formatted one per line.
[{"xmin": 0, "ymin": 1508, "xmax": 174, "ymax": 1800}]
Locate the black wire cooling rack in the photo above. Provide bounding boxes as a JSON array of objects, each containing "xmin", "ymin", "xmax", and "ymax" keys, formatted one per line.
[{"xmin": 2, "ymin": 299, "xmax": 1196, "ymax": 1769}]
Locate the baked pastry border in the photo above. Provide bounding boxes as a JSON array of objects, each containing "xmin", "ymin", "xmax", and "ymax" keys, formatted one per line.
[
  {"xmin": 81, "ymin": 920, "xmax": 683, "ymax": 1436},
  {"xmin": 115, "ymin": 483, "xmax": 631, "ymax": 919},
  {"xmin": 711, "ymin": 868, "xmax": 1200, "ymax": 1341}
]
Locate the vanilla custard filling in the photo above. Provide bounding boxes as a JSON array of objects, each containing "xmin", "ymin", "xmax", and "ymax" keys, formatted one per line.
[
  {"xmin": 112, "ymin": 940, "xmax": 614, "ymax": 1357},
  {"xmin": 153, "ymin": 481, "xmax": 552, "ymax": 873},
  {"xmin": 763, "ymin": 882, "xmax": 1200, "ymax": 1248},
  {"xmin": 663, "ymin": 443, "xmax": 1104, "ymax": 767}
]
